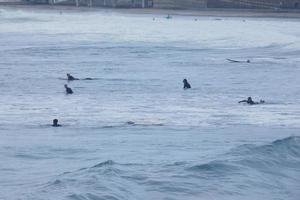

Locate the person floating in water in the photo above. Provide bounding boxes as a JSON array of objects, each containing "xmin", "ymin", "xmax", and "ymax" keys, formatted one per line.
[
  {"xmin": 67, "ymin": 73, "xmax": 79, "ymax": 81},
  {"xmin": 52, "ymin": 119, "xmax": 61, "ymax": 127},
  {"xmin": 239, "ymin": 97, "xmax": 264, "ymax": 105},
  {"xmin": 64, "ymin": 84, "xmax": 73, "ymax": 94},
  {"xmin": 183, "ymin": 79, "xmax": 191, "ymax": 89}
]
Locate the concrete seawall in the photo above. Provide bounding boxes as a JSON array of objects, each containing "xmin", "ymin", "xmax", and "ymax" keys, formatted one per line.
[
  {"xmin": 153, "ymin": 0, "xmax": 207, "ymax": 9},
  {"xmin": 1, "ymin": 0, "xmax": 299, "ymax": 9}
]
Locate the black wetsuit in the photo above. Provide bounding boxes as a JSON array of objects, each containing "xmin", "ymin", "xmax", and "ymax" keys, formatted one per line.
[
  {"xmin": 66, "ymin": 87, "xmax": 73, "ymax": 94},
  {"xmin": 239, "ymin": 98, "xmax": 261, "ymax": 105},
  {"xmin": 183, "ymin": 80, "xmax": 191, "ymax": 89},
  {"xmin": 68, "ymin": 75, "xmax": 78, "ymax": 81},
  {"xmin": 52, "ymin": 119, "xmax": 61, "ymax": 127},
  {"xmin": 239, "ymin": 100, "xmax": 256, "ymax": 105}
]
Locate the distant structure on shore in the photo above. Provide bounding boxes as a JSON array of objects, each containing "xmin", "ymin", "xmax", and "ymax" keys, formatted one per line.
[{"xmin": 1, "ymin": 0, "xmax": 299, "ymax": 9}]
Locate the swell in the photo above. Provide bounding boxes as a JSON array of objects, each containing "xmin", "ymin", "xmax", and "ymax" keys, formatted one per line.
[
  {"xmin": 187, "ymin": 136, "xmax": 300, "ymax": 175},
  {"xmin": 101, "ymin": 122, "xmax": 164, "ymax": 129},
  {"xmin": 37, "ymin": 137, "xmax": 300, "ymax": 200},
  {"xmin": 41, "ymin": 137, "xmax": 300, "ymax": 183},
  {"xmin": 42, "ymin": 160, "xmax": 144, "ymax": 200}
]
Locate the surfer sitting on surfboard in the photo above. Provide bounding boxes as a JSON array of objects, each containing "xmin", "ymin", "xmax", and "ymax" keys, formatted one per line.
[
  {"xmin": 64, "ymin": 84, "xmax": 73, "ymax": 94},
  {"xmin": 183, "ymin": 79, "xmax": 191, "ymax": 89}
]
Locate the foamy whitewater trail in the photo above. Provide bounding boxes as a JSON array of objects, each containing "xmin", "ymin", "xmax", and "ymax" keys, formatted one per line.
[{"xmin": 0, "ymin": 7, "xmax": 300, "ymax": 200}]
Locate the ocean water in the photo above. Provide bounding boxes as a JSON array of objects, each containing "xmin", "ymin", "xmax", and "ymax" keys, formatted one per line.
[{"xmin": 0, "ymin": 7, "xmax": 300, "ymax": 200}]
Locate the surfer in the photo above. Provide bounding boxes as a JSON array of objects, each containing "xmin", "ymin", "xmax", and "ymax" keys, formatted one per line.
[
  {"xmin": 239, "ymin": 97, "xmax": 264, "ymax": 105},
  {"xmin": 52, "ymin": 119, "xmax": 61, "ymax": 127},
  {"xmin": 67, "ymin": 73, "xmax": 79, "ymax": 81},
  {"xmin": 126, "ymin": 121, "xmax": 135, "ymax": 125},
  {"xmin": 227, "ymin": 59, "xmax": 250, "ymax": 63},
  {"xmin": 67, "ymin": 73, "xmax": 93, "ymax": 81},
  {"xmin": 64, "ymin": 84, "xmax": 73, "ymax": 94},
  {"xmin": 183, "ymin": 79, "xmax": 191, "ymax": 89}
]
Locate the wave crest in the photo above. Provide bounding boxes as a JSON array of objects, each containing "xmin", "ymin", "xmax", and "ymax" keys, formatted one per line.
[
  {"xmin": 91, "ymin": 160, "xmax": 115, "ymax": 168},
  {"xmin": 187, "ymin": 136, "xmax": 300, "ymax": 176},
  {"xmin": 187, "ymin": 161, "xmax": 240, "ymax": 174}
]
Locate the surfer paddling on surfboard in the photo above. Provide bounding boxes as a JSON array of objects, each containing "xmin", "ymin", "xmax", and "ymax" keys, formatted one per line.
[
  {"xmin": 67, "ymin": 73, "xmax": 79, "ymax": 81},
  {"xmin": 227, "ymin": 59, "xmax": 250, "ymax": 63},
  {"xmin": 67, "ymin": 73, "xmax": 94, "ymax": 81},
  {"xmin": 239, "ymin": 97, "xmax": 265, "ymax": 105}
]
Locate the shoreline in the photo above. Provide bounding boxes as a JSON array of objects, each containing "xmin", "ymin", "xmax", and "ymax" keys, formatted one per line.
[{"xmin": 1, "ymin": 4, "xmax": 300, "ymax": 19}]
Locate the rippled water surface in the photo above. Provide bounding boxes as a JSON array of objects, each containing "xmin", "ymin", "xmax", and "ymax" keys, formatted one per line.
[{"xmin": 0, "ymin": 7, "xmax": 300, "ymax": 200}]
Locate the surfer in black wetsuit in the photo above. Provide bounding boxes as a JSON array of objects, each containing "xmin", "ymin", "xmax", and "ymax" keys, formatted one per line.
[
  {"xmin": 52, "ymin": 119, "xmax": 61, "ymax": 127},
  {"xmin": 227, "ymin": 59, "xmax": 251, "ymax": 63},
  {"xmin": 67, "ymin": 73, "xmax": 93, "ymax": 80},
  {"xmin": 239, "ymin": 97, "xmax": 264, "ymax": 105},
  {"xmin": 64, "ymin": 84, "xmax": 73, "ymax": 94},
  {"xmin": 67, "ymin": 73, "xmax": 79, "ymax": 81},
  {"xmin": 183, "ymin": 79, "xmax": 191, "ymax": 89}
]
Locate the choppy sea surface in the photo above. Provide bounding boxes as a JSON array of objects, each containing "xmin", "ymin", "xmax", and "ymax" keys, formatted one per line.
[{"xmin": 0, "ymin": 7, "xmax": 300, "ymax": 200}]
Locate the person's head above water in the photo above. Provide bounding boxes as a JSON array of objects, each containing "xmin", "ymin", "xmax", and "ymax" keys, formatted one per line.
[
  {"xmin": 248, "ymin": 97, "xmax": 252, "ymax": 101},
  {"xmin": 64, "ymin": 84, "xmax": 68, "ymax": 88},
  {"xmin": 52, "ymin": 119, "xmax": 60, "ymax": 127}
]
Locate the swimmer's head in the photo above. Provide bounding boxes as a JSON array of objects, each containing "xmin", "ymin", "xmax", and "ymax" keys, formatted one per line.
[
  {"xmin": 248, "ymin": 97, "xmax": 252, "ymax": 101},
  {"xmin": 53, "ymin": 119, "xmax": 58, "ymax": 126},
  {"xmin": 183, "ymin": 79, "xmax": 188, "ymax": 83},
  {"xmin": 64, "ymin": 84, "xmax": 68, "ymax": 88}
]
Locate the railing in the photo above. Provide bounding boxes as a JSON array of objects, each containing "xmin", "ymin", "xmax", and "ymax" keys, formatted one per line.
[{"xmin": 221, "ymin": 0, "xmax": 281, "ymax": 9}]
